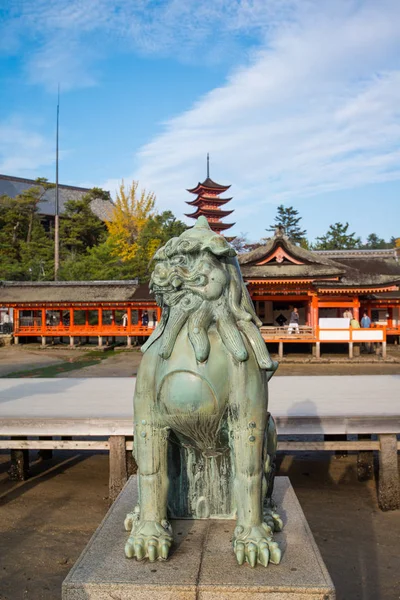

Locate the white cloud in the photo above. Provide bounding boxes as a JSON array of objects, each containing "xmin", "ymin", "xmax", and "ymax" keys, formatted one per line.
[
  {"xmin": 126, "ymin": 0, "xmax": 400, "ymax": 230},
  {"xmin": 2, "ymin": 0, "xmax": 301, "ymax": 90},
  {"xmin": 0, "ymin": 118, "xmax": 55, "ymax": 175}
]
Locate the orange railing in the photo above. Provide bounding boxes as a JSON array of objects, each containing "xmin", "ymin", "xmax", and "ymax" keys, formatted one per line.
[{"xmin": 14, "ymin": 323, "xmax": 154, "ymax": 338}]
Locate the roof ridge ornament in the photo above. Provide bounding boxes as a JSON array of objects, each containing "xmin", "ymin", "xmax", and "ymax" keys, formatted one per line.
[{"xmin": 275, "ymin": 225, "xmax": 288, "ymax": 239}]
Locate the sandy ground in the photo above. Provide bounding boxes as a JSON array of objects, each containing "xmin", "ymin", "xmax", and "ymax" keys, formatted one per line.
[
  {"xmin": 0, "ymin": 450, "xmax": 399, "ymax": 600},
  {"xmin": 0, "ymin": 347, "xmax": 77, "ymax": 376},
  {"xmin": 0, "ymin": 345, "xmax": 399, "ymax": 377}
]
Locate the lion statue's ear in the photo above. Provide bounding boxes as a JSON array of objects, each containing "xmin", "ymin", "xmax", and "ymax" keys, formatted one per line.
[{"xmin": 202, "ymin": 236, "xmax": 237, "ymax": 257}]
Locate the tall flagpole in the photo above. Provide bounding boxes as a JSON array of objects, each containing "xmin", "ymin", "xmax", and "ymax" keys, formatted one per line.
[
  {"xmin": 207, "ymin": 152, "xmax": 210, "ymax": 178},
  {"xmin": 54, "ymin": 85, "xmax": 60, "ymax": 280}
]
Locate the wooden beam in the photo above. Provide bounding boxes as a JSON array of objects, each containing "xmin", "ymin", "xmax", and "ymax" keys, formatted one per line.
[
  {"xmin": 0, "ymin": 440, "xmax": 110, "ymax": 450},
  {"xmin": 378, "ymin": 433, "xmax": 400, "ymax": 511},
  {"xmin": 278, "ymin": 441, "xmax": 381, "ymax": 451},
  {"xmin": 109, "ymin": 435, "xmax": 127, "ymax": 503}
]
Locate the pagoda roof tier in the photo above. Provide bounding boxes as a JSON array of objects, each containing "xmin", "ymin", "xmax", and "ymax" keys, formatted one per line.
[
  {"xmin": 206, "ymin": 221, "xmax": 235, "ymax": 231},
  {"xmin": 185, "ymin": 207, "xmax": 234, "ymax": 219},
  {"xmin": 186, "ymin": 196, "xmax": 232, "ymax": 207},
  {"xmin": 187, "ymin": 177, "xmax": 231, "ymax": 194}
]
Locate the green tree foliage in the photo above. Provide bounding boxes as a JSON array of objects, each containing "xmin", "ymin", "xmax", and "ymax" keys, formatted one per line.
[
  {"xmin": 129, "ymin": 211, "xmax": 187, "ymax": 282},
  {"xmin": 59, "ymin": 210, "xmax": 187, "ymax": 283},
  {"xmin": 0, "ymin": 179, "xmax": 187, "ymax": 283},
  {"xmin": 313, "ymin": 222, "xmax": 362, "ymax": 250},
  {"xmin": 0, "ymin": 179, "xmax": 54, "ymax": 280},
  {"xmin": 362, "ymin": 233, "xmax": 392, "ymax": 249},
  {"xmin": 267, "ymin": 205, "xmax": 307, "ymax": 245},
  {"xmin": 60, "ymin": 188, "xmax": 108, "ymax": 255}
]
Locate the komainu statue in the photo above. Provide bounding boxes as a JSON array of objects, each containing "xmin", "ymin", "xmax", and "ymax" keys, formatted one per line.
[{"xmin": 125, "ymin": 216, "xmax": 282, "ymax": 568}]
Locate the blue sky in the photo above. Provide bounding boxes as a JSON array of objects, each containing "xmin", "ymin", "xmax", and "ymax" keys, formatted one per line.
[{"xmin": 1, "ymin": 0, "xmax": 400, "ymax": 244}]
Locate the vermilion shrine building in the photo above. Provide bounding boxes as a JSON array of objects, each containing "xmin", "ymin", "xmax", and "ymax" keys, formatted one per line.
[
  {"xmin": 0, "ymin": 281, "xmax": 160, "ymax": 347},
  {"xmin": 239, "ymin": 227, "xmax": 400, "ymax": 356},
  {"xmin": 0, "ymin": 169, "xmax": 399, "ymax": 356}
]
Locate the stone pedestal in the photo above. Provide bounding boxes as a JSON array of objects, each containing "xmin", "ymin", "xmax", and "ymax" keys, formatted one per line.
[{"xmin": 63, "ymin": 476, "xmax": 335, "ymax": 600}]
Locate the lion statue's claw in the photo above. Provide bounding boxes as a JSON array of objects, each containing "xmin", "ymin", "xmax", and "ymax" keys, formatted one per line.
[
  {"xmin": 125, "ymin": 520, "xmax": 173, "ymax": 562},
  {"xmin": 233, "ymin": 524, "xmax": 282, "ymax": 567}
]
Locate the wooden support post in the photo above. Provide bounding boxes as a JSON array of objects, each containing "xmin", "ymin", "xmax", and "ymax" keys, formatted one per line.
[
  {"xmin": 98, "ymin": 336, "xmax": 103, "ymax": 348},
  {"xmin": 378, "ymin": 434, "xmax": 400, "ymax": 511},
  {"xmin": 69, "ymin": 336, "xmax": 75, "ymax": 348},
  {"xmin": 41, "ymin": 336, "xmax": 46, "ymax": 347},
  {"xmin": 278, "ymin": 341, "xmax": 283, "ymax": 359},
  {"xmin": 8, "ymin": 437, "xmax": 29, "ymax": 481},
  {"xmin": 109, "ymin": 435, "xmax": 128, "ymax": 503},
  {"xmin": 349, "ymin": 342, "xmax": 353, "ymax": 359},
  {"xmin": 14, "ymin": 336, "xmax": 19, "ymax": 345},
  {"xmin": 315, "ymin": 342, "xmax": 320, "ymax": 359},
  {"xmin": 127, "ymin": 336, "xmax": 132, "ymax": 348},
  {"xmin": 353, "ymin": 298, "xmax": 360, "ymax": 322},
  {"xmin": 41, "ymin": 308, "xmax": 46, "ymax": 333},
  {"xmin": 357, "ymin": 434, "xmax": 373, "ymax": 481},
  {"xmin": 38, "ymin": 436, "xmax": 53, "ymax": 460},
  {"xmin": 382, "ymin": 341, "xmax": 387, "ymax": 359}
]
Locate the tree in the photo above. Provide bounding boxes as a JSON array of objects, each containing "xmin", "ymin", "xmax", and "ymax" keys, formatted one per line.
[
  {"xmin": 362, "ymin": 233, "xmax": 391, "ymax": 250},
  {"xmin": 106, "ymin": 181, "xmax": 156, "ymax": 261},
  {"xmin": 230, "ymin": 233, "xmax": 249, "ymax": 253},
  {"xmin": 129, "ymin": 211, "xmax": 187, "ymax": 282},
  {"xmin": 59, "ymin": 210, "xmax": 187, "ymax": 283},
  {"xmin": 313, "ymin": 222, "xmax": 362, "ymax": 250},
  {"xmin": 0, "ymin": 180, "xmax": 54, "ymax": 280},
  {"xmin": 60, "ymin": 188, "xmax": 108, "ymax": 255},
  {"xmin": 267, "ymin": 205, "xmax": 307, "ymax": 245}
]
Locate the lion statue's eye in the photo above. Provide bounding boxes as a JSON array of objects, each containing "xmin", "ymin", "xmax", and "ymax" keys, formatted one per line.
[{"xmin": 170, "ymin": 255, "xmax": 186, "ymax": 266}]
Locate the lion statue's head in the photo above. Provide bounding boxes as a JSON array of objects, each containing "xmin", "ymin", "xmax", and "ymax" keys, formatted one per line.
[{"xmin": 142, "ymin": 216, "xmax": 277, "ymax": 375}]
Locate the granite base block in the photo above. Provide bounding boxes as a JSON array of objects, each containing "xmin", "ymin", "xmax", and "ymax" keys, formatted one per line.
[{"xmin": 62, "ymin": 476, "xmax": 335, "ymax": 600}]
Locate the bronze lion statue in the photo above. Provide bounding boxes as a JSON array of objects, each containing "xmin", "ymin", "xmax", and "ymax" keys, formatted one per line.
[{"xmin": 125, "ymin": 216, "xmax": 282, "ymax": 567}]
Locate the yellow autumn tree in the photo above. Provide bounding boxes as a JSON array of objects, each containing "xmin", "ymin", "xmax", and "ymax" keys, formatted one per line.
[{"xmin": 106, "ymin": 180, "xmax": 156, "ymax": 261}]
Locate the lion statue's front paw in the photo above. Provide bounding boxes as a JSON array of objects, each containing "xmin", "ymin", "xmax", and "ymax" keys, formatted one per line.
[
  {"xmin": 233, "ymin": 523, "xmax": 281, "ymax": 567},
  {"xmin": 125, "ymin": 520, "xmax": 173, "ymax": 562}
]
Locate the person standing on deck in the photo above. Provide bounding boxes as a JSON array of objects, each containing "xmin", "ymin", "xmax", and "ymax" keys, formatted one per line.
[
  {"xmin": 361, "ymin": 311, "xmax": 373, "ymax": 353},
  {"xmin": 288, "ymin": 307, "xmax": 300, "ymax": 334}
]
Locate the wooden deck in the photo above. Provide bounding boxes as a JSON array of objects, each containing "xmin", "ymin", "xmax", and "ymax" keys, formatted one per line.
[{"xmin": 0, "ymin": 376, "xmax": 399, "ymax": 509}]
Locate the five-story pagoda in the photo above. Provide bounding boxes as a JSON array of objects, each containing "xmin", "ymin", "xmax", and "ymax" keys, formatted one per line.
[{"xmin": 185, "ymin": 155, "xmax": 234, "ymax": 234}]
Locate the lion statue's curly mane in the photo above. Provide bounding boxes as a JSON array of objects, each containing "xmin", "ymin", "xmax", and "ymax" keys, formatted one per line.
[{"xmin": 143, "ymin": 215, "xmax": 277, "ymax": 376}]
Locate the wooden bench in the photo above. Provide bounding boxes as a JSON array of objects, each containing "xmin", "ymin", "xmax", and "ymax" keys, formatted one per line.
[{"xmin": 0, "ymin": 377, "xmax": 399, "ymax": 509}]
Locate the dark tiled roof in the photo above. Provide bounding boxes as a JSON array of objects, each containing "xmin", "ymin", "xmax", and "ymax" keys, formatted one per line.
[
  {"xmin": 239, "ymin": 231, "xmax": 400, "ymax": 288},
  {"xmin": 239, "ymin": 234, "xmax": 345, "ymax": 269},
  {"xmin": 240, "ymin": 264, "xmax": 344, "ymax": 279},
  {"xmin": 0, "ymin": 174, "xmax": 113, "ymax": 222},
  {"xmin": 332, "ymin": 258, "xmax": 400, "ymax": 277},
  {"xmin": 0, "ymin": 281, "xmax": 154, "ymax": 304}
]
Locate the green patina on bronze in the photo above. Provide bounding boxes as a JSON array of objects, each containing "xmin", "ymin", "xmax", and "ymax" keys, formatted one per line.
[{"xmin": 124, "ymin": 216, "xmax": 283, "ymax": 568}]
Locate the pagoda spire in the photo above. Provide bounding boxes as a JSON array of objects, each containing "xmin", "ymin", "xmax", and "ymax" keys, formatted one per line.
[{"xmin": 185, "ymin": 160, "xmax": 234, "ymax": 234}]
